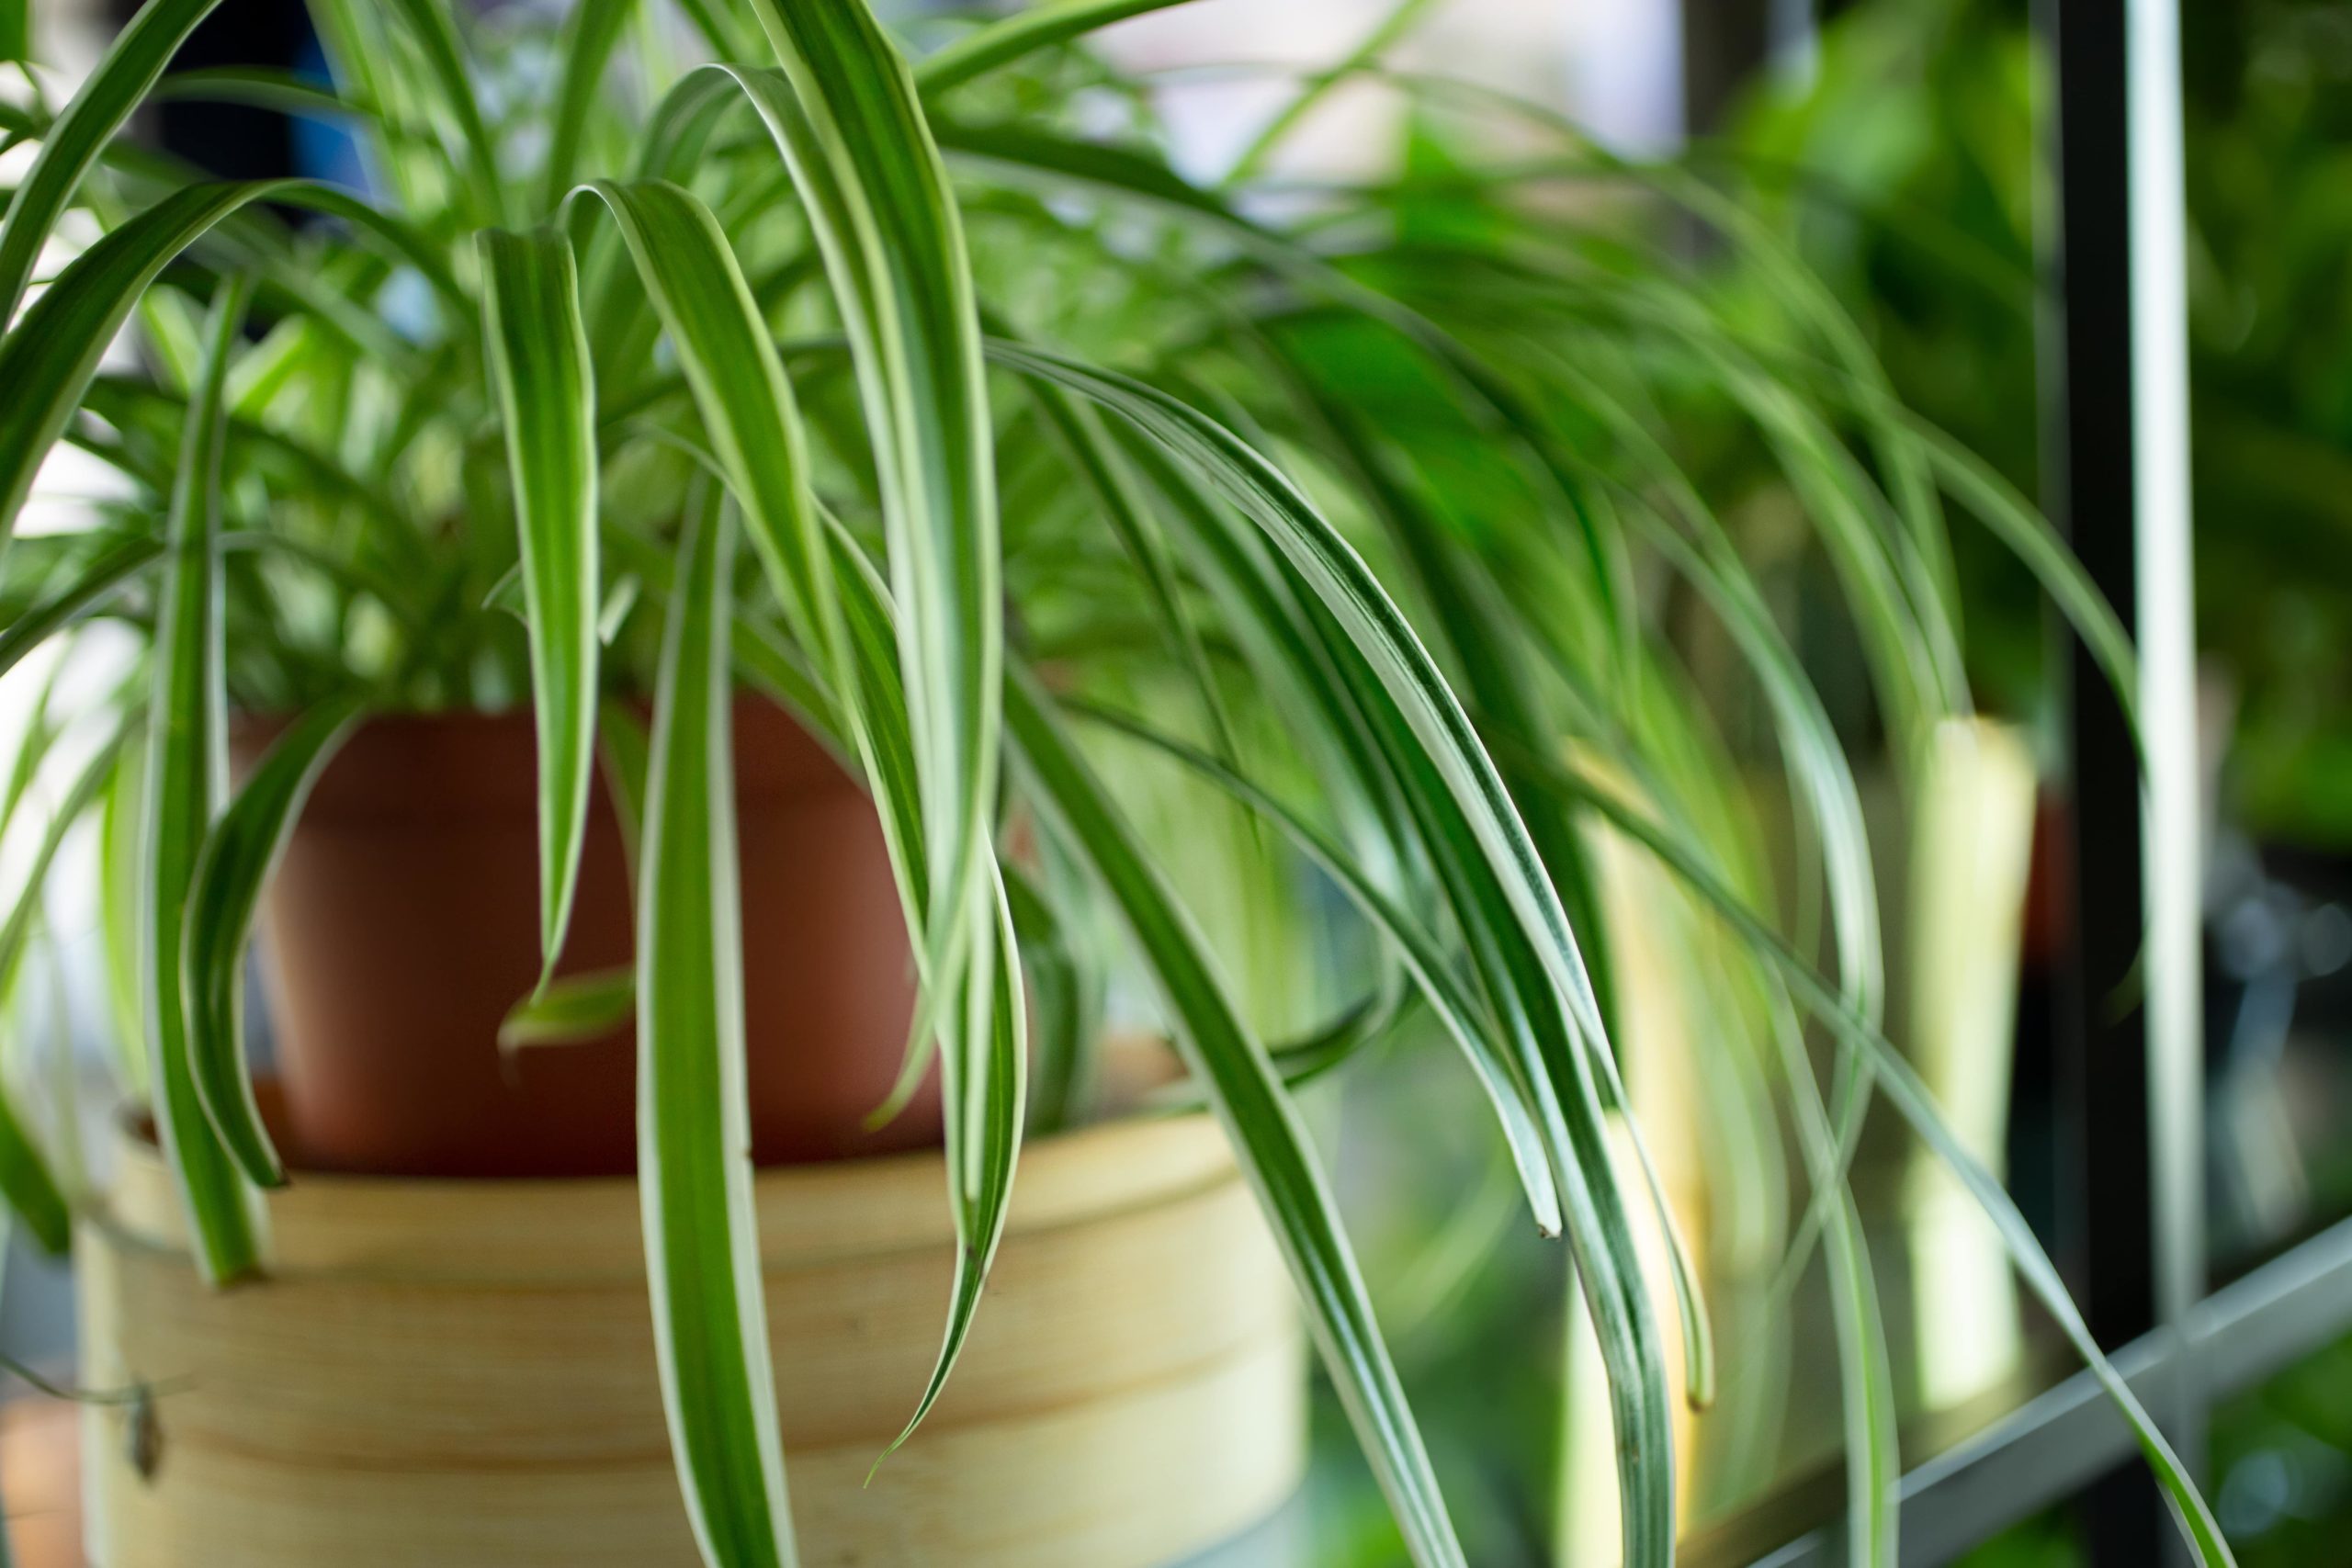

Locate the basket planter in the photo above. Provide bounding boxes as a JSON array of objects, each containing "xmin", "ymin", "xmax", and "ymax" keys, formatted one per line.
[{"xmin": 76, "ymin": 1111, "xmax": 1304, "ymax": 1568}]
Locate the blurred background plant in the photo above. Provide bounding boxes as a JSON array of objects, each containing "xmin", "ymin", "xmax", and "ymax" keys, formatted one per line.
[
  {"xmin": 1731, "ymin": 0, "xmax": 2352, "ymax": 838},
  {"xmin": 1086, "ymin": 0, "xmax": 2352, "ymax": 1557},
  {"xmin": 1724, "ymin": 8, "xmax": 2352, "ymax": 1556}
]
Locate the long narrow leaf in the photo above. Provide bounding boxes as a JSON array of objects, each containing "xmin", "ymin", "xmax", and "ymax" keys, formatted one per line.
[
  {"xmin": 148, "ymin": 64, "xmax": 365, "ymax": 123},
  {"xmin": 180, "ymin": 694, "xmax": 367, "ymax": 1187},
  {"xmin": 570, "ymin": 180, "xmax": 935, "ymax": 1036},
  {"xmin": 1061, "ymin": 696, "xmax": 1572, "ymax": 1235},
  {"xmin": 0, "ymin": 179, "xmax": 339, "ymax": 552},
  {"xmin": 1004, "ymin": 858, "xmax": 1101, "ymax": 1134},
  {"xmin": 1111, "ymin": 399, "xmax": 1575, "ymax": 1231},
  {"xmin": 1271, "ymin": 344, "xmax": 1624, "ymax": 1055},
  {"xmin": 1005, "ymin": 671, "xmax": 1465, "ymax": 1568},
  {"xmin": 873, "ymin": 862, "xmax": 1026, "ymax": 1469},
  {"xmin": 96, "ymin": 742, "xmax": 149, "ymax": 1100},
  {"xmin": 569, "ymin": 182, "xmax": 838, "ymax": 660},
  {"xmin": 1223, "ymin": 0, "xmax": 1436, "ymax": 185},
  {"xmin": 141, "ymin": 274, "xmax": 259, "ymax": 1283},
  {"xmin": 1123, "ymin": 389, "xmax": 1710, "ymax": 1434},
  {"xmin": 1021, "ymin": 366, "xmax": 1244, "ymax": 777},
  {"xmin": 813, "ymin": 511, "xmax": 1035, "ymax": 1462},
  {"xmin": 686, "ymin": 39, "xmax": 1032, "ymax": 1463},
  {"xmin": 0, "ymin": 1089, "xmax": 65, "ymax": 1255},
  {"xmin": 599, "ymin": 697, "xmax": 651, "ymax": 875},
  {"xmin": 725, "ymin": 6, "xmax": 1001, "ymax": 1021},
  {"xmin": 937, "ymin": 117, "xmax": 1638, "ymax": 747},
  {"xmin": 480, "ymin": 227, "xmax": 601, "ymax": 982},
  {"xmin": 638, "ymin": 488, "xmax": 796, "ymax": 1568},
  {"xmin": 0, "ymin": 671, "xmax": 64, "ymax": 841},
  {"xmin": 991, "ymin": 341, "xmax": 1676, "ymax": 1563},
  {"xmin": 1758, "ymin": 982, "xmax": 1896, "ymax": 1568}
]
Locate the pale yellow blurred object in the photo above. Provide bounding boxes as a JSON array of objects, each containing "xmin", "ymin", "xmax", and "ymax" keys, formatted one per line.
[{"xmin": 1904, "ymin": 719, "xmax": 2037, "ymax": 1412}]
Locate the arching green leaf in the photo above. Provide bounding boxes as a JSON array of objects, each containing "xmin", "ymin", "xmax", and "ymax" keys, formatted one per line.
[
  {"xmin": 0, "ymin": 0, "xmax": 226, "ymax": 326},
  {"xmin": 180, "ymin": 694, "xmax": 366, "ymax": 1188},
  {"xmin": 990, "ymin": 343, "xmax": 1674, "ymax": 1565},
  {"xmin": 638, "ymin": 487, "xmax": 797, "ymax": 1568},
  {"xmin": 0, "ymin": 535, "xmax": 163, "ymax": 681},
  {"xmin": 1006, "ymin": 671, "xmax": 1466, "ymax": 1568},
  {"xmin": 716, "ymin": 16, "xmax": 1001, "ymax": 1039},
  {"xmin": 911, "ymin": 0, "xmax": 1192, "ymax": 97},
  {"xmin": 479, "ymin": 227, "xmax": 600, "ymax": 983}
]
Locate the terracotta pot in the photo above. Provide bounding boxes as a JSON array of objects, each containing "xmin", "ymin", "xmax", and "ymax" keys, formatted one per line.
[{"xmin": 235, "ymin": 697, "xmax": 933, "ymax": 1177}]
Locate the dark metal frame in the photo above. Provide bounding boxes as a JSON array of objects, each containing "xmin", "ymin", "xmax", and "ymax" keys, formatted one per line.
[{"xmin": 2041, "ymin": 0, "xmax": 2184, "ymax": 1555}]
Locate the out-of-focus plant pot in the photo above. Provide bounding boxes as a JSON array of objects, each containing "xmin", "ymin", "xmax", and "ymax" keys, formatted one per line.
[
  {"xmin": 1892, "ymin": 718, "xmax": 2039, "ymax": 1410},
  {"xmin": 76, "ymin": 1104, "xmax": 1305, "ymax": 1568},
  {"xmin": 232, "ymin": 696, "xmax": 933, "ymax": 1177},
  {"xmin": 1555, "ymin": 717, "xmax": 2041, "ymax": 1561}
]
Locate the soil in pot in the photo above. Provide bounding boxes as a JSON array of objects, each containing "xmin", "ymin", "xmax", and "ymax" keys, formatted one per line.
[{"xmin": 235, "ymin": 695, "xmax": 933, "ymax": 1177}]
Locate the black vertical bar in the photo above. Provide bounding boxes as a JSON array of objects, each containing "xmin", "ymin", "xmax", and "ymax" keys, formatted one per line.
[
  {"xmin": 2033, "ymin": 0, "xmax": 2169, "ymax": 1560},
  {"xmin": 1679, "ymin": 0, "xmax": 1774, "ymax": 137},
  {"xmin": 2041, "ymin": 0, "xmax": 2154, "ymax": 1348}
]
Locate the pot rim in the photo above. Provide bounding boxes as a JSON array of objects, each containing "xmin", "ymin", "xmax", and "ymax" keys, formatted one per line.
[
  {"xmin": 97, "ymin": 1050, "xmax": 1220, "ymax": 1280},
  {"xmin": 232, "ymin": 692, "xmax": 862, "ymax": 818}
]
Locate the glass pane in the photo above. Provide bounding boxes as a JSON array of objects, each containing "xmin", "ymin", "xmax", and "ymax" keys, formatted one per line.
[
  {"xmin": 2212, "ymin": 1329, "xmax": 2352, "ymax": 1562},
  {"xmin": 1954, "ymin": 1507, "xmax": 2087, "ymax": 1568},
  {"xmin": 2184, "ymin": 0, "xmax": 2352, "ymax": 1278},
  {"xmin": 1156, "ymin": 0, "xmax": 2154, "ymax": 1556}
]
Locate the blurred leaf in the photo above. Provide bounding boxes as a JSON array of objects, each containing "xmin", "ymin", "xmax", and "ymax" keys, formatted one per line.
[
  {"xmin": 97, "ymin": 742, "xmax": 148, "ymax": 1100},
  {"xmin": 541, "ymin": 0, "xmax": 639, "ymax": 211},
  {"xmin": 0, "ymin": 737, "xmax": 122, "ymax": 1254},
  {"xmin": 141, "ymin": 275, "xmax": 260, "ymax": 1283},
  {"xmin": 0, "ymin": 0, "xmax": 226, "ymax": 327},
  {"xmin": 180, "ymin": 693, "xmax": 366, "ymax": 1188},
  {"xmin": 1540, "ymin": 751, "xmax": 2233, "ymax": 1566},
  {"xmin": 598, "ymin": 697, "xmax": 650, "ymax": 880},
  {"xmin": 379, "ymin": 0, "xmax": 506, "ymax": 224},
  {"xmin": 500, "ymin": 965, "xmax": 635, "ymax": 1050},
  {"xmin": 0, "ymin": 1089, "xmax": 65, "ymax": 1256},
  {"xmin": 0, "ymin": 536, "xmax": 164, "ymax": 681},
  {"xmin": 911, "ymin": 0, "xmax": 1193, "ymax": 98},
  {"xmin": 0, "ymin": 179, "xmax": 353, "ymax": 554}
]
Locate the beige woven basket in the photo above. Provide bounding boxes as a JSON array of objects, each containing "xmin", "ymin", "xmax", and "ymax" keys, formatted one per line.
[{"xmin": 77, "ymin": 1111, "xmax": 1304, "ymax": 1568}]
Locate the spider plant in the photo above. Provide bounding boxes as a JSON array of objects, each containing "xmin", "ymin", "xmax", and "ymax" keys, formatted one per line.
[{"xmin": 0, "ymin": 1, "xmax": 2231, "ymax": 1564}]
